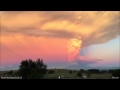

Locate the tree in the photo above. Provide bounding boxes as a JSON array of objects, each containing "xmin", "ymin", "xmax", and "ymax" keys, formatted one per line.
[
  {"xmin": 18, "ymin": 60, "xmax": 30, "ymax": 79},
  {"xmin": 18, "ymin": 58, "xmax": 47, "ymax": 79},
  {"xmin": 88, "ymin": 69, "xmax": 99, "ymax": 74},
  {"xmin": 80, "ymin": 69, "xmax": 84, "ymax": 73},
  {"xmin": 112, "ymin": 69, "xmax": 120, "ymax": 78},
  {"xmin": 73, "ymin": 70, "xmax": 76, "ymax": 73},
  {"xmin": 35, "ymin": 59, "xmax": 47, "ymax": 78},
  {"xmin": 77, "ymin": 71, "xmax": 82, "ymax": 78},
  {"xmin": 99, "ymin": 70, "xmax": 108, "ymax": 74},
  {"xmin": 69, "ymin": 70, "xmax": 72, "ymax": 74}
]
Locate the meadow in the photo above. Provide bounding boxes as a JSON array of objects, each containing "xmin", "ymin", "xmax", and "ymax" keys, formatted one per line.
[{"xmin": 0, "ymin": 69, "xmax": 112, "ymax": 79}]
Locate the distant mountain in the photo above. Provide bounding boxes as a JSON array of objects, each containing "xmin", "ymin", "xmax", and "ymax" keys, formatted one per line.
[
  {"xmin": 0, "ymin": 65, "xmax": 19, "ymax": 71},
  {"xmin": 1, "ymin": 62, "xmax": 119, "ymax": 71},
  {"xmin": 65, "ymin": 64, "xmax": 119, "ymax": 70},
  {"xmin": 64, "ymin": 60, "xmax": 120, "ymax": 70}
]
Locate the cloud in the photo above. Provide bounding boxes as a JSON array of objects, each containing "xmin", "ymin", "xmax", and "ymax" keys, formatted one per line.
[
  {"xmin": 1, "ymin": 11, "xmax": 119, "ymax": 47},
  {"xmin": 64, "ymin": 57, "xmax": 103, "ymax": 69},
  {"xmin": 0, "ymin": 64, "xmax": 19, "ymax": 71}
]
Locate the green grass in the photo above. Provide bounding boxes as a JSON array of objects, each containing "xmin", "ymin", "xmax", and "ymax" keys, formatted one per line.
[
  {"xmin": 46, "ymin": 69, "xmax": 112, "ymax": 79},
  {"xmin": 90, "ymin": 73, "xmax": 112, "ymax": 79},
  {"xmin": 0, "ymin": 69, "xmax": 112, "ymax": 79}
]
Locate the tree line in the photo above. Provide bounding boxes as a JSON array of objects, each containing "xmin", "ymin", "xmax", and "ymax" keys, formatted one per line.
[{"xmin": 1, "ymin": 58, "xmax": 120, "ymax": 79}]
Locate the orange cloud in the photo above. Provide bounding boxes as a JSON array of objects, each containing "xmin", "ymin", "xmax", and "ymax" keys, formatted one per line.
[
  {"xmin": 0, "ymin": 11, "xmax": 119, "ymax": 65},
  {"xmin": 1, "ymin": 34, "xmax": 68, "ymax": 64},
  {"xmin": 1, "ymin": 11, "xmax": 119, "ymax": 47}
]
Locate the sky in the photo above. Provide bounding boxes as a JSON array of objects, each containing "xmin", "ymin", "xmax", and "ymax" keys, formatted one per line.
[{"xmin": 0, "ymin": 11, "xmax": 120, "ymax": 70}]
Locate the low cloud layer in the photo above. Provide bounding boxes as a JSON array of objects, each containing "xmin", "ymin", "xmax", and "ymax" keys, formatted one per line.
[{"xmin": 1, "ymin": 11, "xmax": 119, "ymax": 47}]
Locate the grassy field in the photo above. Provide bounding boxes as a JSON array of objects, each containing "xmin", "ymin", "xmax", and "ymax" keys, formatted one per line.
[
  {"xmin": 45, "ymin": 69, "xmax": 112, "ymax": 79},
  {"xmin": 46, "ymin": 69, "xmax": 78, "ymax": 79},
  {"xmin": 0, "ymin": 69, "xmax": 112, "ymax": 79}
]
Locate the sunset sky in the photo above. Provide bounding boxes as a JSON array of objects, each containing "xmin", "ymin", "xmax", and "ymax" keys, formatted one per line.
[{"xmin": 0, "ymin": 11, "xmax": 120, "ymax": 70}]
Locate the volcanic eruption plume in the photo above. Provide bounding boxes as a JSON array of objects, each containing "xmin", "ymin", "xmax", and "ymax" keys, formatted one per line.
[{"xmin": 68, "ymin": 35, "xmax": 82, "ymax": 64}]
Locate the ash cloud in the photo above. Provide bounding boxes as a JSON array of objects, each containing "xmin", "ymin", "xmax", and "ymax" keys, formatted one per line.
[{"xmin": 1, "ymin": 11, "xmax": 119, "ymax": 47}]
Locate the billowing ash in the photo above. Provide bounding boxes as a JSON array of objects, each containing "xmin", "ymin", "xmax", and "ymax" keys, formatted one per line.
[{"xmin": 68, "ymin": 35, "xmax": 82, "ymax": 64}]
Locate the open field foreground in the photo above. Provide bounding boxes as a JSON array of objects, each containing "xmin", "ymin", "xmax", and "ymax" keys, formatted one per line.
[{"xmin": 0, "ymin": 69, "xmax": 114, "ymax": 79}]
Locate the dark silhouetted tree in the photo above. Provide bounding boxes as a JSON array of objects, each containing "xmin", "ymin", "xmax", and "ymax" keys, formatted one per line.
[
  {"xmin": 112, "ymin": 69, "xmax": 120, "ymax": 78},
  {"xmin": 69, "ymin": 70, "xmax": 72, "ymax": 74},
  {"xmin": 77, "ymin": 71, "xmax": 82, "ymax": 78},
  {"xmin": 35, "ymin": 59, "xmax": 47, "ymax": 78},
  {"xmin": 18, "ymin": 58, "xmax": 47, "ymax": 79},
  {"xmin": 99, "ymin": 70, "xmax": 108, "ymax": 74},
  {"xmin": 80, "ymin": 69, "xmax": 84, "ymax": 73},
  {"xmin": 74, "ymin": 70, "xmax": 76, "ymax": 73},
  {"xmin": 18, "ymin": 60, "xmax": 30, "ymax": 79},
  {"xmin": 88, "ymin": 69, "xmax": 99, "ymax": 73},
  {"xmin": 108, "ymin": 70, "xmax": 112, "ymax": 73}
]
